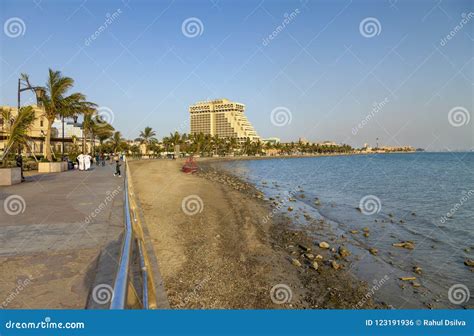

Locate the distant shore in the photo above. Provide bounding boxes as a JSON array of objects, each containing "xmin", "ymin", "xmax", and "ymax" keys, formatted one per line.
[
  {"xmin": 129, "ymin": 159, "xmax": 386, "ymax": 309},
  {"xmin": 191, "ymin": 150, "xmax": 417, "ymax": 164}
]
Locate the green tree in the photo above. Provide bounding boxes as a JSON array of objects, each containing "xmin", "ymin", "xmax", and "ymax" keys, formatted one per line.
[
  {"xmin": 35, "ymin": 69, "xmax": 96, "ymax": 160},
  {"xmin": 107, "ymin": 131, "xmax": 126, "ymax": 153},
  {"xmin": 137, "ymin": 126, "xmax": 157, "ymax": 155},
  {"xmin": 1, "ymin": 106, "xmax": 36, "ymax": 166}
]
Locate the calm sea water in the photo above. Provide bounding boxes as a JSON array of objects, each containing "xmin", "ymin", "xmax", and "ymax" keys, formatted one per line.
[{"xmin": 220, "ymin": 152, "xmax": 474, "ymax": 308}]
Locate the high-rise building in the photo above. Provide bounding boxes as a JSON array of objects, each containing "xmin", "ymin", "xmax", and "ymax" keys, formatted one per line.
[{"xmin": 189, "ymin": 98, "xmax": 260, "ymax": 142}]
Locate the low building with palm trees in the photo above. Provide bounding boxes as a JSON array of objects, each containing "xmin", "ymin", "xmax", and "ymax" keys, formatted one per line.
[
  {"xmin": 189, "ymin": 98, "xmax": 260, "ymax": 142},
  {"xmin": 0, "ymin": 105, "xmax": 58, "ymax": 157}
]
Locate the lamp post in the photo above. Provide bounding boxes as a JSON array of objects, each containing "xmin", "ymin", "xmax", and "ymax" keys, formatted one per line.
[
  {"xmin": 61, "ymin": 115, "xmax": 66, "ymax": 159},
  {"xmin": 17, "ymin": 78, "xmax": 45, "ymax": 157},
  {"xmin": 73, "ymin": 115, "xmax": 83, "ymax": 153}
]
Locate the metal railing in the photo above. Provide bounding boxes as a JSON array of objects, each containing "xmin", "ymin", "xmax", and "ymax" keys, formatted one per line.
[{"xmin": 110, "ymin": 161, "xmax": 158, "ymax": 309}]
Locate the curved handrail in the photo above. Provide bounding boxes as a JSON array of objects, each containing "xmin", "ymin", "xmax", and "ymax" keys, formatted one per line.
[
  {"xmin": 109, "ymin": 159, "xmax": 158, "ymax": 309},
  {"xmin": 110, "ymin": 162, "xmax": 133, "ymax": 309}
]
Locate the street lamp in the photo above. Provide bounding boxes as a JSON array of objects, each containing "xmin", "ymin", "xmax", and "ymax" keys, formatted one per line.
[
  {"xmin": 17, "ymin": 77, "xmax": 45, "ymax": 158},
  {"xmin": 18, "ymin": 78, "xmax": 45, "ymax": 110},
  {"xmin": 72, "ymin": 115, "xmax": 84, "ymax": 153}
]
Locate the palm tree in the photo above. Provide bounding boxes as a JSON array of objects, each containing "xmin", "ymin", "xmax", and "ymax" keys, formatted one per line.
[
  {"xmin": 137, "ymin": 126, "xmax": 157, "ymax": 155},
  {"xmin": 191, "ymin": 132, "xmax": 206, "ymax": 156},
  {"xmin": 243, "ymin": 137, "xmax": 252, "ymax": 155},
  {"xmin": 1, "ymin": 106, "xmax": 36, "ymax": 165},
  {"xmin": 37, "ymin": 69, "xmax": 96, "ymax": 161},
  {"xmin": 108, "ymin": 131, "xmax": 125, "ymax": 153},
  {"xmin": 94, "ymin": 118, "xmax": 114, "ymax": 146},
  {"xmin": 169, "ymin": 131, "xmax": 181, "ymax": 146},
  {"xmin": 211, "ymin": 134, "xmax": 221, "ymax": 156},
  {"xmin": 253, "ymin": 139, "xmax": 263, "ymax": 155},
  {"xmin": 82, "ymin": 107, "xmax": 97, "ymax": 155}
]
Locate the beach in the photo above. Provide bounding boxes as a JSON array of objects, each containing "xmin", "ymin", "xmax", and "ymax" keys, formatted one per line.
[{"xmin": 129, "ymin": 159, "xmax": 382, "ymax": 309}]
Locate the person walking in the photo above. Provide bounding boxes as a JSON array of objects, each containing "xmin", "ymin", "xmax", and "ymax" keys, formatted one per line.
[
  {"xmin": 84, "ymin": 153, "xmax": 92, "ymax": 170},
  {"xmin": 95, "ymin": 153, "xmax": 100, "ymax": 166},
  {"xmin": 100, "ymin": 152, "xmax": 105, "ymax": 166},
  {"xmin": 77, "ymin": 153, "xmax": 85, "ymax": 171},
  {"xmin": 113, "ymin": 154, "xmax": 121, "ymax": 177},
  {"xmin": 16, "ymin": 154, "xmax": 25, "ymax": 182}
]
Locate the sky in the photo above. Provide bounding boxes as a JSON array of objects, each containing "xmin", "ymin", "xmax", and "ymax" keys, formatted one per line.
[{"xmin": 0, "ymin": 0, "xmax": 473, "ymax": 150}]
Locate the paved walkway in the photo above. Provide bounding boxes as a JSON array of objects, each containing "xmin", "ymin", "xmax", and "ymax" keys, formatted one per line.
[{"xmin": 0, "ymin": 164, "xmax": 124, "ymax": 308}]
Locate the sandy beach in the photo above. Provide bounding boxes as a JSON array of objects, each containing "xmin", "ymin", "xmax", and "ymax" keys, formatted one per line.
[{"xmin": 129, "ymin": 158, "xmax": 382, "ymax": 309}]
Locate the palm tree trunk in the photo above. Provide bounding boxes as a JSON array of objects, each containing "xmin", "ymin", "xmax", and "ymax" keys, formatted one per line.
[
  {"xmin": 90, "ymin": 132, "xmax": 94, "ymax": 156},
  {"xmin": 44, "ymin": 119, "xmax": 54, "ymax": 161}
]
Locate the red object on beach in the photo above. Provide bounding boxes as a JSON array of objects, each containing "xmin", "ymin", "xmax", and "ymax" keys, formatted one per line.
[{"xmin": 182, "ymin": 157, "xmax": 198, "ymax": 174}]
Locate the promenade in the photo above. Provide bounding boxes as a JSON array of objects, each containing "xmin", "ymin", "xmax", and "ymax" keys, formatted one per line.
[{"xmin": 0, "ymin": 164, "xmax": 124, "ymax": 309}]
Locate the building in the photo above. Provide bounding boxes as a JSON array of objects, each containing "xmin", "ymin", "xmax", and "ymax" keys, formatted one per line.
[
  {"xmin": 1, "ymin": 105, "xmax": 88, "ymax": 157},
  {"xmin": 52, "ymin": 118, "xmax": 83, "ymax": 139},
  {"xmin": 189, "ymin": 98, "xmax": 260, "ymax": 142},
  {"xmin": 0, "ymin": 105, "xmax": 55, "ymax": 156},
  {"xmin": 262, "ymin": 137, "xmax": 280, "ymax": 146}
]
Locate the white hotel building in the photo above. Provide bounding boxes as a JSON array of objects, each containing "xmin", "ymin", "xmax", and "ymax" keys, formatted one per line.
[{"xmin": 189, "ymin": 99, "xmax": 260, "ymax": 142}]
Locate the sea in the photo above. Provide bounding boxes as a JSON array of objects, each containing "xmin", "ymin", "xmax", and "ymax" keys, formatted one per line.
[{"xmin": 219, "ymin": 152, "xmax": 474, "ymax": 309}]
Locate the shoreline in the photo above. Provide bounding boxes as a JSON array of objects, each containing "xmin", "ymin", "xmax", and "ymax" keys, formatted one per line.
[
  {"xmin": 130, "ymin": 159, "xmax": 385, "ymax": 309},
  {"xmin": 200, "ymin": 154, "xmax": 474, "ymax": 310},
  {"xmin": 197, "ymin": 160, "xmax": 388, "ymax": 309}
]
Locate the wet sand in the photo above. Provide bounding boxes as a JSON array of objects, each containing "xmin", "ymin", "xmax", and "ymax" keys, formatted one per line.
[{"xmin": 129, "ymin": 159, "xmax": 382, "ymax": 309}]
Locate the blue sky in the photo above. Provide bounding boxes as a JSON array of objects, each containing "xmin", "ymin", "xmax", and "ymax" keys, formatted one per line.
[{"xmin": 0, "ymin": 0, "xmax": 473, "ymax": 150}]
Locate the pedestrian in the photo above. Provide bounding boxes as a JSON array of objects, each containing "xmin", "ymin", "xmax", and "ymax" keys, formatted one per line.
[
  {"xmin": 100, "ymin": 152, "xmax": 105, "ymax": 166},
  {"xmin": 84, "ymin": 153, "xmax": 92, "ymax": 170},
  {"xmin": 16, "ymin": 154, "xmax": 25, "ymax": 182},
  {"xmin": 95, "ymin": 153, "xmax": 100, "ymax": 166},
  {"xmin": 113, "ymin": 154, "xmax": 121, "ymax": 177},
  {"xmin": 77, "ymin": 153, "xmax": 85, "ymax": 171}
]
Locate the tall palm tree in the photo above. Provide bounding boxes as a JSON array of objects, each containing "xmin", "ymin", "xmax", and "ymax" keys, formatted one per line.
[
  {"xmin": 82, "ymin": 107, "xmax": 97, "ymax": 155},
  {"xmin": 94, "ymin": 118, "xmax": 114, "ymax": 146},
  {"xmin": 243, "ymin": 137, "xmax": 252, "ymax": 155},
  {"xmin": 211, "ymin": 134, "xmax": 221, "ymax": 155},
  {"xmin": 34, "ymin": 69, "xmax": 96, "ymax": 161},
  {"xmin": 253, "ymin": 139, "xmax": 263, "ymax": 155},
  {"xmin": 169, "ymin": 131, "xmax": 181, "ymax": 146},
  {"xmin": 1, "ymin": 106, "xmax": 36, "ymax": 165},
  {"xmin": 192, "ymin": 132, "xmax": 206, "ymax": 156},
  {"xmin": 108, "ymin": 131, "xmax": 125, "ymax": 153},
  {"xmin": 137, "ymin": 126, "xmax": 157, "ymax": 155}
]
